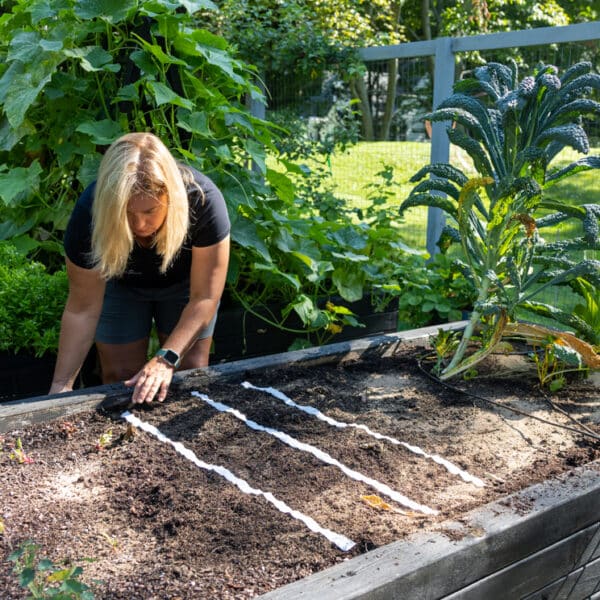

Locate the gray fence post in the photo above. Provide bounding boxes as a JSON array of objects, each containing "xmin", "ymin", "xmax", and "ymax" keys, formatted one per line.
[{"xmin": 427, "ymin": 36, "xmax": 455, "ymax": 258}]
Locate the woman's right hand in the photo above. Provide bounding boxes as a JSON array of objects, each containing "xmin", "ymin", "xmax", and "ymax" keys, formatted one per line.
[{"xmin": 125, "ymin": 355, "xmax": 175, "ymax": 404}]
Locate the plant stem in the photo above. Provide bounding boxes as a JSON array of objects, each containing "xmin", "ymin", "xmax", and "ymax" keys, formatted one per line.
[{"xmin": 441, "ymin": 276, "xmax": 490, "ymax": 377}]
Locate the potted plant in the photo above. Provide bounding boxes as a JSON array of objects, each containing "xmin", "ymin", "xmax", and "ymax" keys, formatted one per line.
[{"xmin": 401, "ymin": 59, "xmax": 600, "ymax": 379}]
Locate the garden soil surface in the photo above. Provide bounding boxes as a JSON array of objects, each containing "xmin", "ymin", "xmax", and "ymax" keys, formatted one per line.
[{"xmin": 1, "ymin": 342, "xmax": 600, "ymax": 599}]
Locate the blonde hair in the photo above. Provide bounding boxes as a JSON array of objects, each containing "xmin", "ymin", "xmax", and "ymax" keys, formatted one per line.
[{"xmin": 91, "ymin": 132, "xmax": 191, "ymax": 279}]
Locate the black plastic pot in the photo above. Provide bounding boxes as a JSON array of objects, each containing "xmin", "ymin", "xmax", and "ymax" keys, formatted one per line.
[
  {"xmin": 212, "ymin": 295, "xmax": 399, "ymax": 363},
  {"xmin": 0, "ymin": 351, "xmax": 56, "ymax": 402}
]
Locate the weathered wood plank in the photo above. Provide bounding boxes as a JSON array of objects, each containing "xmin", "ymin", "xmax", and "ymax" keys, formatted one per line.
[
  {"xmin": 562, "ymin": 556, "xmax": 600, "ymax": 600},
  {"xmin": 522, "ymin": 560, "xmax": 600, "ymax": 600},
  {"xmin": 0, "ymin": 385, "xmax": 131, "ymax": 432},
  {"xmin": 445, "ymin": 524, "xmax": 600, "ymax": 599}
]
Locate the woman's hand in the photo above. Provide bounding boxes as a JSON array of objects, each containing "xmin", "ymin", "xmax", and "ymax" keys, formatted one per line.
[{"xmin": 125, "ymin": 356, "xmax": 175, "ymax": 404}]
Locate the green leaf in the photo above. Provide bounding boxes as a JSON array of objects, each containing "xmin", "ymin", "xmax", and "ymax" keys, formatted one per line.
[
  {"xmin": 0, "ymin": 117, "xmax": 35, "ymax": 152},
  {"xmin": 266, "ymin": 169, "xmax": 295, "ymax": 203},
  {"xmin": 7, "ymin": 31, "xmax": 42, "ymax": 63},
  {"xmin": 0, "ymin": 161, "xmax": 43, "ymax": 206},
  {"xmin": 535, "ymin": 124, "xmax": 589, "ymax": 154},
  {"xmin": 244, "ymin": 139, "xmax": 266, "ymax": 175},
  {"xmin": 130, "ymin": 50, "xmax": 160, "ymax": 76},
  {"xmin": 545, "ymin": 156, "xmax": 600, "ymax": 186},
  {"xmin": 254, "ymin": 263, "xmax": 300, "ymax": 290},
  {"xmin": 409, "ymin": 178, "xmax": 460, "ymax": 201},
  {"xmin": 224, "ymin": 110, "xmax": 253, "ymax": 132},
  {"xmin": 60, "ymin": 578, "xmax": 89, "ymax": 593},
  {"xmin": 0, "ymin": 62, "xmax": 24, "ymax": 105},
  {"xmin": 332, "ymin": 269, "xmax": 363, "ymax": 302},
  {"xmin": 0, "ymin": 217, "xmax": 37, "ymax": 240},
  {"xmin": 76, "ymin": 119, "xmax": 123, "ymax": 145},
  {"xmin": 292, "ymin": 295, "xmax": 326, "ymax": 328},
  {"xmin": 177, "ymin": 112, "xmax": 210, "ymax": 136},
  {"xmin": 64, "ymin": 46, "xmax": 120, "ymax": 72},
  {"xmin": 9, "ymin": 235, "xmax": 41, "ymax": 255},
  {"xmin": 177, "ymin": 0, "xmax": 217, "ymax": 13},
  {"xmin": 214, "ymin": 144, "xmax": 232, "ymax": 162},
  {"xmin": 37, "ymin": 559, "xmax": 54, "ymax": 571},
  {"xmin": 4, "ymin": 71, "xmax": 54, "ymax": 128},
  {"xmin": 331, "ymin": 251, "xmax": 369, "ymax": 262},
  {"xmin": 400, "ymin": 192, "xmax": 458, "ymax": 220},
  {"xmin": 552, "ymin": 344, "xmax": 583, "ymax": 367},
  {"xmin": 147, "ymin": 81, "xmax": 194, "ymax": 110},
  {"xmin": 290, "ymin": 251, "xmax": 317, "ymax": 270},
  {"xmin": 447, "ymin": 127, "xmax": 495, "ymax": 177},
  {"xmin": 74, "ymin": 0, "xmax": 138, "ymax": 23},
  {"xmin": 230, "ymin": 219, "xmax": 270, "ymax": 261},
  {"xmin": 40, "ymin": 40, "xmax": 63, "ymax": 52},
  {"xmin": 19, "ymin": 567, "xmax": 36, "ymax": 587},
  {"xmin": 409, "ymin": 163, "xmax": 468, "ymax": 186},
  {"xmin": 189, "ymin": 28, "xmax": 228, "ymax": 51},
  {"xmin": 186, "ymin": 37, "xmax": 245, "ymax": 84},
  {"xmin": 132, "ymin": 35, "xmax": 187, "ymax": 67},
  {"xmin": 115, "ymin": 83, "xmax": 138, "ymax": 102},
  {"xmin": 330, "ymin": 226, "xmax": 367, "ymax": 251}
]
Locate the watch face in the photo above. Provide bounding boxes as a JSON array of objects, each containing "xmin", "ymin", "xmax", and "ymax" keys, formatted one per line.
[
  {"xmin": 157, "ymin": 348, "xmax": 180, "ymax": 367},
  {"xmin": 162, "ymin": 349, "xmax": 179, "ymax": 365}
]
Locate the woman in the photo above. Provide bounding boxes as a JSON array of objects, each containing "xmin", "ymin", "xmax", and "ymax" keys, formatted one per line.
[{"xmin": 50, "ymin": 132, "xmax": 230, "ymax": 404}]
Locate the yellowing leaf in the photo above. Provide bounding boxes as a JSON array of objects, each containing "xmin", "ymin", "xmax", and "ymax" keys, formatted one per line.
[
  {"xmin": 360, "ymin": 495, "xmax": 430, "ymax": 518},
  {"xmin": 361, "ymin": 495, "xmax": 392, "ymax": 511},
  {"xmin": 505, "ymin": 322, "xmax": 600, "ymax": 368}
]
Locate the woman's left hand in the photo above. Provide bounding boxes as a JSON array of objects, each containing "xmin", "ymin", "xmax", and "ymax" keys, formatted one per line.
[{"xmin": 125, "ymin": 357, "xmax": 175, "ymax": 404}]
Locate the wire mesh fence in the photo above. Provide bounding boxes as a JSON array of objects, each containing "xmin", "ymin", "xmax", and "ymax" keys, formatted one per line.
[{"xmin": 262, "ymin": 31, "xmax": 599, "ymax": 259}]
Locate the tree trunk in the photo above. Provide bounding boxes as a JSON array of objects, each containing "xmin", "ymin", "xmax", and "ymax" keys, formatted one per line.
[
  {"xmin": 422, "ymin": 0, "xmax": 435, "ymax": 74},
  {"xmin": 351, "ymin": 76, "xmax": 375, "ymax": 141},
  {"xmin": 378, "ymin": 1, "xmax": 403, "ymax": 141},
  {"xmin": 379, "ymin": 59, "xmax": 398, "ymax": 141}
]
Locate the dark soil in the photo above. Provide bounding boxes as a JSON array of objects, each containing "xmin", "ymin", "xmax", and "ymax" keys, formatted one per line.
[{"xmin": 1, "ymin": 344, "xmax": 599, "ymax": 599}]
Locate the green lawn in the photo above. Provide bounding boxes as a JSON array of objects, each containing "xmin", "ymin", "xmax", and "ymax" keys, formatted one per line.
[
  {"xmin": 308, "ymin": 141, "xmax": 600, "ymax": 252},
  {"xmin": 270, "ymin": 140, "xmax": 599, "ymax": 253}
]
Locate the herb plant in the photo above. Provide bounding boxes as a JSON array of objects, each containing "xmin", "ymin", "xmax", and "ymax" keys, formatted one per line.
[
  {"xmin": 0, "ymin": 243, "xmax": 67, "ymax": 356},
  {"xmin": 401, "ymin": 60, "xmax": 600, "ymax": 379}
]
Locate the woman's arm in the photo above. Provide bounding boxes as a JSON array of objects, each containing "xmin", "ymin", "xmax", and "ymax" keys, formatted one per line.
[
  {"xmin": 126, "ymin": 235, "xmax": 230, "ymax": 403},
  {"xmin": 50, "ymin": 258, "xmax": 106, "ymax": 394}
]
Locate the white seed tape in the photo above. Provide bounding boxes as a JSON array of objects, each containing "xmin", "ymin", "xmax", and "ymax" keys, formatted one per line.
[
  {"xmin": 191, "ymin": 392, "xmax": 438, "ymax": 516},
  {"xmin": 121, "ymin": 411, "xmax": 356, "ymax": 552},
  {"xmin": 241, "ymin": 381, "xmax": 485, "ymax": 489}
]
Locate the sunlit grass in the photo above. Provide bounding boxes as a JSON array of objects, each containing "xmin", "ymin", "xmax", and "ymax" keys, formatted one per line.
[
  {"xmin": 275, "ymin": 141, "xmax": 599, "ymax": 253},
  {"xmin": 270, "ymin": 140, "xmax": 475, "ymax": 249},
  {"xmin": 271, "ymin": 140, "xmax": 599, "ymax": 320}
]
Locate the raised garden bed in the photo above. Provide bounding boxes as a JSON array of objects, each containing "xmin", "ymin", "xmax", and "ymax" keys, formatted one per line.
[{"xmin": 1, "ymin": 324, "xmax": 599, "ymax": 599}]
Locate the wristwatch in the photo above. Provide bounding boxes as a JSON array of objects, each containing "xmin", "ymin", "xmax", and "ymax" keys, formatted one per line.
[{"xmin": 155, "ymin": 348, "xmax": 181, "ymax": 369}]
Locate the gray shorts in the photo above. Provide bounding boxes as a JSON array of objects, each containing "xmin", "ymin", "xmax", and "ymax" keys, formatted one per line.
[{"xmin": 95, "ymin": 279, "xmax": 218, "ymax": 344}]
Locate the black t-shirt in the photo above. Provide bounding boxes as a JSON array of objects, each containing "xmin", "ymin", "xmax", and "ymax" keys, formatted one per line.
[{"xmin": 64, "ymin": 168, "xmax": 230, "ymax": 288}]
